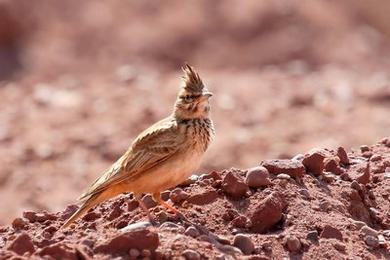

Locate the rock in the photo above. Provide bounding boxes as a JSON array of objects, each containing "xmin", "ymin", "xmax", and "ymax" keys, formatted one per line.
[
  {"xmin": 320, "ymin": 225, "xmax": 343, "ymax": 241},
  {"xmin": 324, "ymin": 157, "xmax": 344, "ymax": 175},
  {"xmin": 285, "ymin": 235, "xmax": 301, "ymax": 252},
  {"xmin": 200, "ymin": 171, "xmax": 222, "ymax": 181},
  {"xmin": 378, "ymin": 235, "xmax": 386, "ymax": 246},
  {"xmin": 340, "ymin": 172, "xmax": 352, "ymax": 181},
  {"xmin": 141, "ymin": 249, "xmax": 151, "ymax": 257},
  {"xmin": 95, "ymin": 226, "xmax": 158, "ymax": 254},
  {"xmin": 364, "ymin": 235, "xmax": 379, "ymax": 248},
  {"xmin": 351, "ymin": 220, "xmax": 366, "ymax": 229},
  {"xmin": 170, "ymin": 188, "xmax": 190, "ymax": 204},
  {"xmin": 370, "ymin": 154, "xmax": 382, "ymax": 162},
  {"xmin": 142, "ymin": 194, "xmax": 157, "ymax": 209},
  {"xmin": 218, "ymin": 245, "xmax": 243, "ymax": 256},
  {"xmin": 232, "ymin": 215, "xmax": 249, "ymax": 228},
  {"xmin": 6, "ymin": 232, "xmax": 35, "ymax": 255},
  {"xmin": 360, "ymin": 145, "xmax": 370, "ymax": 152},
  {"xmin": 187, "ymin": 189, "xmax": 218, "ymax": 205},
  {"xmin": 306, "ymin": 230, "xmax": 319, "ymax": 242},
  {"xmin": 233, "ymin": 234, "xmax": 255, "ymax": 255},
  {"xmin": 107, "ymin": 204, "xmax": 123, "ymax": 221},
  {"xmin": 245, "ymin": 166, "xmax": 271, "ymax": 188},
  {"xmin": 250, "ymin": 191, "xmax": 286, "ymax": 233},
  {"xmin": 120, "ymin": 221, "xmax": 152, "ymax": 233},
  {"xmin": 180, "ymin": 175, "xmax": 199, "ymax": 186},
  {"xmin": 161, "ymin": 191, "xmax": 171, "ymax": 201},
  {"xmin": 222, "ymin": 171, "xmax": 249, "ymax": 198},
  {"xmin": 262, "ymin": 159, "xmax": 305, "ymax": 178},
  {"xmin": 82, "ymin": 211, "xmax": 101, "ymax": 222},
  {"xmin": 351, "ymin": 180, "xmax": 362, "ymax": 191},
  {"xmin": 129, "ymin": 248, "xmax": 140, "ymax": 258},
  {"xmin": 182, "ymin": 249, "xmax": 201, "ymax": 260},
  {"xmin": 302, "ymin": 149, "xmax": 328, "ymax": 176},
  {"xmin": 160, "ymin": 222, "xmax": 185, "ymax": 233},
  {"xmin": 276, "ymin": 173, "xmax": 291, "ymax": 180},
  {"xmin": 356, "ymin": 163, "xmax": 370, "ymax": 185},
  {"xmin": 39, "ymin": 243, "xmax": 77, "ymax": 260},
  {"xmin": 11, "ymin": 218, "xmax": 28, "ymax": 230},
  {"xmin": 332, "ymin": 241, "xmax": 346, "ymax": 251},
  {"xmin": 60, "ymin": 204, "xmax": 79, "ymax": 220},
  {"xmin": 337, "ymin": 147, "xmax": 349, "ymax": 165},
  {"xmin": 23, "ymin": 211, "xmax": 57, "ymax": 223},
  {"xmin": 185, "ymin": 226, "xmax": 200, "ymax": 238},
  {"xmin": 360, "ymin": 226, "xmax": 378, "ymax": 237}
]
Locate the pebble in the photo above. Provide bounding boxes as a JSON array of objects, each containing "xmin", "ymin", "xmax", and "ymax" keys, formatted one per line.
[
  {"xmin": 262, "ymin": 159, "xmax": 305, "ymax": 178},
  {"xmin": 378, "ymin": 235, "xmax": 386, "ymax": 245},
  {"xmin": 306, "ymin": 230, "xmax": 319, "ymax": 241},
  {"xmin": 233, "ymin": 234, "xmax": 255, "ymax": 255},
  {"xmin": 370, "ymin": 154, "xmax": 382, "ymax": 162},
  {"xmin": 324, "ymin": 157, "xmax": 343, "ymax": 175},
  {"xmin": 182, "ymin": 249, "xmax": 201, "ymax": 260},
  {"xmin": 232, "ymin": 215, "xmax": 249, "ymax": 228},
  {"xmin": 161, "ymin": 190, "xmax": 171, "ymax": 201},
  {"xmin": 170, "ymin": 188, "xmax": 190, "ymax": 204},
  {"xmin": 250, "ymin": 191, "xmax": 286, "ymax": 233},
  {"xmin": 302, "ymin": 149, "xmax": 328, "ymax": 176},
  {"xmin": 277, "ymin": 174, "xmax": 291, "ymax": 180},
  {"xmin": 180, "ymin": 175, "xmax": 199, "ymax": 186},
  {"xmin": 245, "ymin": 166, "xmax": 271, "ymax": 188},
  {"xmin": 129, "ymin": 248, "xmax": 140, "ymax": 258},
  {"xmin": 356, "ymin": 163, "xmax": 370, "ymax": 185},
  {"xmin": 6, "ymin": 232, "xmax": 35, "ymax": 255},
  {"xmin": 285, "ymin": 235, "xmax": 301, "ymax": 252},
  {"xmin": 187, "ymin": 189, "xmax": 218, "ymax": 205},
  {"xmin": 320, "ymin": 225, "xmax": 343, "ymax": 241},
  {"xmin": 185, "ymin": 226, "xmax": 200, "ymax": 238},
  {"xmin": 222, "ymin": 171, "xmax": 249, "ymax": 198},
  {"xmin": 142, "ymin": 194, "xmax": 157, "ymax": 209},
  {"xmin": 332, "ymin": 241, "xmax": 346, "ymax": 251},
  {"xmin": 360, "ymin": 145, "xmax": 370, "ymax": 152},
  {"xmin": 364, "ymin": 235, "xmax": 379, "ymax": 248},
  {"xmin": 12, "ymin": 218, "xmax": 28, "ymax": 230},
  {"xmin": 337, "ymin": 147, "xmax": 349, "ymax": 165},
  {"xmin": 360, "ymin": 225, "xmax": 378, "ymax": 237}
]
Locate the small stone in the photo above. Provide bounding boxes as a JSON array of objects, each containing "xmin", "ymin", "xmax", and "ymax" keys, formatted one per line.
[
  {"xmin": 351, "ymin": 181, "xmax": 362, "ymax": 191},
  {"xmin": 12, "ymin": 218, "xmax": 28, "ymax": 230},
  {"xmin": 324, "ymin": 157, "xmax": 343, "ymax": 175},
  {"xmin": 370, "ymin": 154, "xmax": 382, "ymax": 162},
  {"xmin": 187, "ymin": 189, "xmax": 218, "ymax": 205},
  {"xmin": 129, "ymin": 248, "xmax": 140, "ymax": 258},
  {"xmin": 306, "ymin": 230, "xmax": 318, "ymax": 241},
  {"xmin": 182, "ymin": 249, "xmax": 201, "ymax": 260},
  {"xmin": 351, "ymin": 220, "xmax": 366, "ymax": 229},
  {"xmin": 180, "ymin": 175, "xmax": 199, "ymax": 186},
  {"xmin": 356, "ymin": 163, "xmax": 370, "ymax": 185},
  {"xmin": 185, "ymin": 226, "xmax": 200, "ymax": 238},
  {"xmin": 142, "ymin": 194, "xmax": 157, "ymax": 209},
  {"xmin": 320, "ymin": 225, "xmax": 343, "ymax": 241},
  {"xmin": 302, "ymin": 149, "xmax": 328, "ymax": 176},
  {"xmin": 156, "ymin": 211, "xmax": 168, "ymax": 223},
  {"xmin": 332, "ymin": 241, "xmax": 346, "ymax": 251},
  {"xmin": 222, "ymin": 171, "xmax": 249, "ymax": 198},
  {"xmin": 364, "ymin": 235, "xmax": 379, "ymax": 248},
  {"xmin": 277, "ymin": 174, "xmax": 291, "ymax": 180},
  {"xmin": 141, "ymin": 249, "xmax": 151, "ymax": 257},
  {"xmin": 337, "ymin": 147, "xmax": 349, "ymax": 165},
  {"xmin": 360, "ymin": 145, "xmax": 370, "ymax": 152},
  {"xmin": 232, "ymin": 215, "xmax": 249, "ymax": 228},
  {"xmin": 322, "ymin": 173, "xmax": 336, "ymax": 183},
  {"xmin": 233, "ymin": 234, "xmax": 255, "ymax": 255},
  {"xmin": 170, "ymin": 188, "xmax": 190, "ymax": 204},
  {"xmin": 362, "ymin": 151, "xmax": 373, "ymax": 158},
  {"xmin": 161, "ymin": 191, "xmax": 171, "ymax": 201},
  {"xmin": 159, "ymin": 222, "xmax": 185, "ymax": 233},
  {"xmin": 250, "ymin": 191, "xmax": 286, "ymax": 233},
  {"xmin": 378, "ymin": 235, "xmax": 386, "ymax": 245},
  {"xmin": 340, "ymin": 173, "xmax": 352, "ymax": 181},
  {"xmin": 360, "ymin": 225, "xmax": 378, "ymax": 237},
  {"xmin": 7, "ymin": 232, "xmax": 35, "ymax": 255},
  {"xmin": 127, "ymin": 200, "xmax": 139, "ymax": 211},
  {"xmin": 285, "ymin": 235, "xmax": 301, "ymax": 252},
  {"xmin": 262, "ymin": 159, "xmax": 305, "ymax": 178},
  {"xmin": 245, "ymin": 166, "xmax": 271, "ymax": 188}
]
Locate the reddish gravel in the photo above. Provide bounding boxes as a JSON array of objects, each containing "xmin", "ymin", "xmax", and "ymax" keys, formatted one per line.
[{"xmin": 1, "ymin": 139, "xmax": 389, "ymax": 259}]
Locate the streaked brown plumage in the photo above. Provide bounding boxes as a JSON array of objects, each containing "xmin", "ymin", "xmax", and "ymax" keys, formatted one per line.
[{"xmin": 62, "ymin": 64, "xmax": 214, "ymax": 228}]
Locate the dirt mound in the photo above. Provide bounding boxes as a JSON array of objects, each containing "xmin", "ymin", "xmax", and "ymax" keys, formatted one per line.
[{"xmin": 1, "ymin": 139, "xmax": 389, "ymax": 259}]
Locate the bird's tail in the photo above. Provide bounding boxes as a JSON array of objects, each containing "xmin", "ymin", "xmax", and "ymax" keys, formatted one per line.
[{"xmin": 61, "ymin": 192, "xmax": 105, "ymax": 229}]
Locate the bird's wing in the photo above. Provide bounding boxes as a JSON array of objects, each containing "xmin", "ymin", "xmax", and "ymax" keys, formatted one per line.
[{"xmin": 79, "ymin": 117, "xmax": 184, "ymax": 200}]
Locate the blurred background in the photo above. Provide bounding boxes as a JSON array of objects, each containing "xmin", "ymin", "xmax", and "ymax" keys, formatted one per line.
[{"xmin": 0, "ymin": 0, "xmax": 389, "ymax": 224}]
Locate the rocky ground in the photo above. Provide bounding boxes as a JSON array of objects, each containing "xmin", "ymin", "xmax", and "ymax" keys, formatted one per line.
[{"xmin": 0, "ymin": 138, "xmax": 389, "ymax": 259}]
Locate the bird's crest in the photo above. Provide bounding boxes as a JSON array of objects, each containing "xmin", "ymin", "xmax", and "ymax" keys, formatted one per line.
[{"xmin": 181, "ymin": 64, "xmax": 204, "ymax": 93}]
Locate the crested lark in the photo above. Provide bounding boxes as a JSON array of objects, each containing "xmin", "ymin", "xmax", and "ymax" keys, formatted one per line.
[{"xmin": 62, "ymin": 64, "xmax": 214, "ymax": 228}]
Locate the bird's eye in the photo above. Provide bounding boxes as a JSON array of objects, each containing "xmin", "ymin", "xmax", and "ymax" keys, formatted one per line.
[{"xmin": 184, "ymin": 95, "xmax": 193, "ymax": 102}]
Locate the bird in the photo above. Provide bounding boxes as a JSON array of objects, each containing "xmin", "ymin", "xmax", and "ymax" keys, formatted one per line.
[{"xmin": 62, "ymin": 64, "xmax": 215, "ymax": 228}]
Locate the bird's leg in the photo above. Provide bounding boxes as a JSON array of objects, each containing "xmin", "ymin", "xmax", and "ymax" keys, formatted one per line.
[
  {"xmin": 152, "ymin": 192, "xmax": 179, "ymax": 215},
  {"xmin": 134, "ymin": 194, "xmax": 157, "ymax": 225}
]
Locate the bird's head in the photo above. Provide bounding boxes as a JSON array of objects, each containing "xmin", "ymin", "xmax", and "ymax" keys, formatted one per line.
[{"xmin": 174, "ymin": 64, "xmax": 213, "ymax": 120}]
